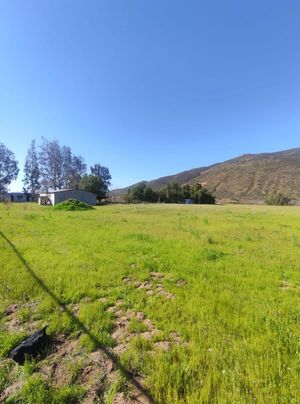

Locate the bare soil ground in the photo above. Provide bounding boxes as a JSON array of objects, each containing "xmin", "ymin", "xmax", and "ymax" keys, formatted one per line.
[{"xmin": 1, "ymin": 276, "xmax": 185, "ymax": 403}]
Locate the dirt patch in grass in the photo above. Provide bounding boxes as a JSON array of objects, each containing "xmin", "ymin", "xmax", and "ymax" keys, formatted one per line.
[
  {"xmin": 40, "ymin": 335, "xmax": 81, "ymax": 386},
  {"xmin": 278, "ymin": 280, "xmax": 298, "ymax": 291},
  {"xmin": 108, "ymin": 300, "xmax": 183, "ymax": 355},
  {"xmin": 155, "ymin": 283, "xmax": 174, "ymax": 299},
  {"xmin": 1, "ymin": 302, "xmax": 153, "ymax": 403},
  {"xmin": 149, "ymin": 272, "xmax": 164, "ymax": 280},
  {"xmin": 108, "ymin": 306, "xmax": 159, "ymax": 356},
  {"xmin": 137, "ymin": 281, "xmax": 153, "ymax": 291},
  {"xmin": 81, "ymin": 350, "xmax": 115, "ymax": 403},
  {"xmin": 1, "ymin": 329, "xmax": 151, "ymax": 403},
  {"xmin": 176, "ymin": 279, "xmax": 187, "ymax": 287},
  {"xmin": 124, "ymin": 272, "xmax": 175, "ymax": 300},
  {"xmin": 2, "ymin": 296, "xmax": 182, "ymax": 403},
  {"xmin": 3, "ymin": 302, "xmax": 40, "ymax": 333},
  {"xmin": 4, "ymin": 302, "xmax": 38, "ymax": 317},
  {"xmin": 149, "ymin": 272, "xmax": 174, "ymax": 299},
  {"xmin": 279, "ymin": 280, "xmax": 292, "ymax": 290},
  {"xmin": 104, "ymin": 300, "xmax": 185, "ymax": 402},
  {"xmin": 114, "ymin": 383, "xmax": 151, "ymax": 404},
  {"xmin": 39, "ymin": 332, "xmax": 152, "ymax": 403},
  {"xmin": 4, "ymin": 304, "xmax": 19, "ymax": 317},
  {"xmin": 0, "ymin": 380, "xmax": 24, "ymax": 402}
]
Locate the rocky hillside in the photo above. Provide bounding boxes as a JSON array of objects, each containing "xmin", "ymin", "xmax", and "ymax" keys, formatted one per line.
[{"xmin": 113, "ymin": 148, "xmax": 300, "ymax": 203}]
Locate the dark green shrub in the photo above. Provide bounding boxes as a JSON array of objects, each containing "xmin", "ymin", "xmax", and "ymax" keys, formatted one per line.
[
  {"xmin": 265, "ymin": 192, "xmax": 290, "ymax": 206},
  {"xmin": 53, "ymin": 199, "xmax": 94, "ymax": 211}
]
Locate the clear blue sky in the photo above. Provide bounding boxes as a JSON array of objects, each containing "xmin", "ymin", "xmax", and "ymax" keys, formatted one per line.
[{"xmin": 1, "ymin": 1, "xmax": 300, "ymax": 191}]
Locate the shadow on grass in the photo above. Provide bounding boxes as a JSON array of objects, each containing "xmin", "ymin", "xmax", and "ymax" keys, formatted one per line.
[{"xmin": 0, "ymin": 230, "xmax": 153, "ymax": 403}]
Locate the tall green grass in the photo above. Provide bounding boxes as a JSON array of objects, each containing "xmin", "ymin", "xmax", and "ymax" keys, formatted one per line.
[{"xmin": 0, "ymin": 203, "xmax": 300, "ymax": 402}]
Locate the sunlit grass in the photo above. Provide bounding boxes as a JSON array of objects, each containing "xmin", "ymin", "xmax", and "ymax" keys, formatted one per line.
[{"xmin": 1, "ymin": 202, "xmax": 300, "ymax": 402}]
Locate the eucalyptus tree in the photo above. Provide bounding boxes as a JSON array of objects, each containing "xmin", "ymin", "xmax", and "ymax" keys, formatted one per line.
[
  {"xmin": 0, "ymin": 143, "xmax": 19, "ymax": 192},
  {"xmin": 23, "ymin": 140, "xmax": 40, "ymax": 194}
]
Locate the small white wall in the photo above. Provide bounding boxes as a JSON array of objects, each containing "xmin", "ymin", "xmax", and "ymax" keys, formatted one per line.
[
  {"xmin": 38, "ymin": 193, "xmax": 55, "ymax": 205},
  {"xmin": 50, "ymin": 193, "xmax": 55, "ymax": 205},
  {"xmin": 39, "ymin": 190, "xmax": 97, "ymax": 205},
  {"xmin": 53, "ymin": 190, "xmax": 97, "ymax": 205}
]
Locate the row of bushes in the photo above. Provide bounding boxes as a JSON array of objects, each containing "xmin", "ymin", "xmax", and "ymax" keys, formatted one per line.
[
  {"xmin": 124, "ymin": 185, "xmax": 292, "ymax": 206},
  {"xmin": 124, "ymin": 182, "xmax": 216, "ymax": 204},
  {"xmin": 265, "ymin": 192, "xmax": 291, "ymax": 206}
]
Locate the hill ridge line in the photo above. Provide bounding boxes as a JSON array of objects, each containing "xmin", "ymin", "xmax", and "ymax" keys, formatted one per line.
[{"xmin": 112, "ymin": 147, "xmax": 300, "ymax": 203}]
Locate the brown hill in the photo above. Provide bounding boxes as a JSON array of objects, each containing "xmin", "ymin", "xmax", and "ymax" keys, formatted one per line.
[{"xmin": 112, "ymin": 148, "xmax": 300, "ymax": 203}]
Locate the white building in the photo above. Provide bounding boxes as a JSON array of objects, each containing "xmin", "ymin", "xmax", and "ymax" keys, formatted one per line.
[{"xmin": 38, "ymin": 189, "xmax": 97, "ymax": 206}]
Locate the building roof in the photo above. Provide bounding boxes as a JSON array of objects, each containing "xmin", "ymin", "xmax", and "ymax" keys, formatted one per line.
[
  {"xmin": 40, "ymin": 189, "xmax": 97, "ymax": 196},
  {"xmin": 49, "ymin": 189, "xmax": 74, "ymax": 193}
]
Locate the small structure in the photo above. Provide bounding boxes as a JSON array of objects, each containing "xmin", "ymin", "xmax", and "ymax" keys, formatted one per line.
[
  {"xmin": 38, "ymin": 189, "xmax": 97, "ymax": 206},
  {"xmin": 9, "ymin": 192, "xmax": 27, "ymax": 202},
  {"xmin": 8, "ymin": 193, "xmax": 38, "ymax": 202},
  {"xmin": 184, "ymin": 199, "xmax": 193, "ymax": 204},
  {"xmin": 0, "ymin": 192, "xmax": 10, "ymax": 202}
]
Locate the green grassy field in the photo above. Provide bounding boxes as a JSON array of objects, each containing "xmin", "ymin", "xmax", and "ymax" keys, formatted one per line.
[{"xmin": 0, "ymin": 203, "xmax": 300, "ymax": 403}]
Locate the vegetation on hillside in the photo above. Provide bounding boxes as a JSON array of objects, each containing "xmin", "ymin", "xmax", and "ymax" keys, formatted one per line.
[
  {"xmin": 1, "ymin": 203, "xmax": 299, "ymax": 402},
  {"xmin": 265, "ymin": 192, "xmax": 291, "ymax": 206},
  {"xmin": 124, "ymin": 182, "xmax": 215, "ymax": 204},
  {"xmin": 114, "ymin": 148, "xmax": 300, "ymax": 203}
]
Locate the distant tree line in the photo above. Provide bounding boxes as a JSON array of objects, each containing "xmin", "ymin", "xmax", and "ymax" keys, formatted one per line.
[
  {"xmin": 0, "ymin": 140, "xmax": 296, "ymax": 206},
  {"xmin": 265, "ymin": 192, "xmax": 291, "ymax": 206},
  {"xmin": 124, "ymin": 182, "xmax": 216, "ymax": 204},
  {"xmin": 0, "ymin": 140, "xmax": 111, "ymax": 199}
]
